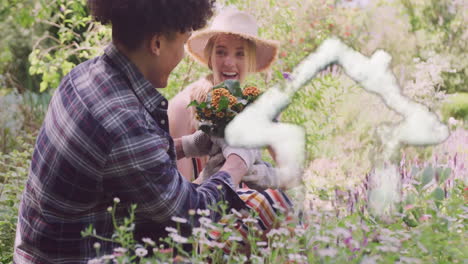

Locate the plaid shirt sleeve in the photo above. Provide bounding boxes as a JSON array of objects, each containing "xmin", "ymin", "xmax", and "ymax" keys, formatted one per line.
[{"xmin": 103, "ymin": 122, "xmax": 244, "ymax": 222}]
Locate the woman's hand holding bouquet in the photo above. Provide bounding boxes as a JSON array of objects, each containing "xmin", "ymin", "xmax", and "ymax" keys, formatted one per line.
[{"xmin": 188, "ymin": 81, "xmax": 281, "ymax": 190}]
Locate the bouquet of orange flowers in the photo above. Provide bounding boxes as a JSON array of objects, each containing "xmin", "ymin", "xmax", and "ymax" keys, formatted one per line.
[{"xmin": 188, "ymin": 80, "xmax": 262, "ymax": 137}]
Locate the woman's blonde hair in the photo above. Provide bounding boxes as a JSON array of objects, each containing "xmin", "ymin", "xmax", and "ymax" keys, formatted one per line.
[{"xmin": 204, "ymin": 34, "xmax": 257, "ymax": 74}]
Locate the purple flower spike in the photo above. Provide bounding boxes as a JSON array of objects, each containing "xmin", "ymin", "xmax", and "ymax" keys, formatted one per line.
[{"xmin": 282, "ymin": 72, "xmax": 292, "ymax": 81}]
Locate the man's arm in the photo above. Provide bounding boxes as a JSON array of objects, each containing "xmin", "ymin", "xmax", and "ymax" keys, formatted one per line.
[{"xmin": 103, "ymin": 126, "xmax": 245, "ymax": 222}]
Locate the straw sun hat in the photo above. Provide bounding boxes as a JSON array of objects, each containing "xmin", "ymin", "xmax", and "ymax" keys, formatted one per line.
[{"xmin": 186, "ymin": 7, "xmax": 279, "ymax": 72}]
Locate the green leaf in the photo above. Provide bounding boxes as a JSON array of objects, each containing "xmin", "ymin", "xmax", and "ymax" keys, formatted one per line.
[
  {"xmin": 420, "ymin": 165, "xmax": 434, "ymax": 187},
  {"xmin": 217, "ymin": 79, "xmax": 243, "ymax": 97},
  {"xmin": 403, "ymin": 214, "xmax": 418, "ymax": 227},
  {"xmin": 187, "ymin": 100, "xmax": 200, "ymax": 108},
  {"xmin": 437, "ymin": 167, "xmax": 451, "ymax": 184},
  {"xmin": 217, "ymin": 96, "xmax": 229, "ymax": 111},
  {"xmin": 432, "ymin": 187, "xmax": 444, "ymax": 201},
  {"xmin": 39, "ymin": 81, "xmax": 48, "ymax": 92}
]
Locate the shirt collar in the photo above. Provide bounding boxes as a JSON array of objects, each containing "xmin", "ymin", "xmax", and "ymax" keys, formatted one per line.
[{"xmin": 104, "ymin": 43, "xmax": 167, "ymax": 113}]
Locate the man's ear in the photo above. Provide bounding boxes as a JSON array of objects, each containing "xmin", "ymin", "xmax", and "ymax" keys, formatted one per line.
[{"xmin": 149, "ymin": 34, "xmax": 161, "ymax": 56}]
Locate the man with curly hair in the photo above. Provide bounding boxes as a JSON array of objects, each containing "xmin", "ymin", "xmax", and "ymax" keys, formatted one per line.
[{"xmin": 14, "ymin": 1, "xmax": 258, "ymax": 262}]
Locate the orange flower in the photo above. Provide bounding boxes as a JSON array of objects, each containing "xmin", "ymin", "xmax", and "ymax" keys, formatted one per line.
[
  {"xmin": 203, "ymin": 108, "xmax": 213, "ymax": 117},
  {"xmin": 228, "ymin": 95, "xmax": 237, "ymax": 107},
  {"xmin": 211, "ymin": 88, "xmax": 231, "ymax": 109},
  {"xmin": 216, "ymin": 111, "xmax": 225, "ymax": 118},
  {"xmin": 243, "ymin": 86, "xmax": 260, "ymax": 97}
]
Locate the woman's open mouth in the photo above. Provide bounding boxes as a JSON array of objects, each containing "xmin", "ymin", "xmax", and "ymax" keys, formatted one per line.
[{"xmin": 222, "ymin": 72, "xmax": 239, "ymax": 79}]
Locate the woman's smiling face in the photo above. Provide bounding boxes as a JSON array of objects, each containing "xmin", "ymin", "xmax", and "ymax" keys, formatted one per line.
[{"xmin": 210, "ymin": 34, "xmax": 248, "ymax": 85}]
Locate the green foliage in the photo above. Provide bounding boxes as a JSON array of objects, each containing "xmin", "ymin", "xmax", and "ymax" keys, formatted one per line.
[
  {"xmin": 28, "ymin": 0, "xmax": 110, "ymax": 92},
  {"xmin": 400, "ymin": 0, "xmax": 468, "ymax": 94},
  {"xmin": 0, "ymin": 0, "xmax": 41, "ymax": 92},
  {"xmin": 0, "ymin": 137, "xmax": 33, "ymax": 263},
  {"xmin": 282, "ymin": 74, "xmax": 345, "ymax": 162},
  {"xmin": 441, "ymin": 93, "xmax": 468, "ymax": 122},
  {"xmin": 0, "ymin": 90, "xmax": 50, "ymax": 153},
  {"xmin": 80, "ymin": 177, "xmax": 468, "ymax": 263}
]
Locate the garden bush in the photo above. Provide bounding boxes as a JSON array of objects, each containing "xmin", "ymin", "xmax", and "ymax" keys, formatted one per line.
[
  {"xmin": 0, "ymin": 137, "xmax": 33, "ymax": 263},
  {"xmin": 441, "ymin": 93, "xmax": 468, "ymax": 122}
]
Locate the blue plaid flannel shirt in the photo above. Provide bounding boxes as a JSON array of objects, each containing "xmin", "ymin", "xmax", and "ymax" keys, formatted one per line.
[{"xmin": 14, "ymin": 44, "xmax": 245, "ymax": 264}]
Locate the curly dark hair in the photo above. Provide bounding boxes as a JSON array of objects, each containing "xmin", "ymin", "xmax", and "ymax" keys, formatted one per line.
[{"xmin": 88, "ymin": 0, "xmax": 216, "ymax": 50}]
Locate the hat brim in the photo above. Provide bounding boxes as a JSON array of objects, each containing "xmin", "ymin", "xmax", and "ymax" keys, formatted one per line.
[{"xmin": 186, "ymin": 30, "xmax": 279, "ymax": 73}]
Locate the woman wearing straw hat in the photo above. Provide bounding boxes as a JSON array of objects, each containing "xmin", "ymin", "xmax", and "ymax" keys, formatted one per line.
[
  {"xmin": 169, "ymin": 8, "xmax": 295, "ymax": 250},
  {"xmin": 169, "ymin": 7, "xmax": 280, "ymax": 181}
]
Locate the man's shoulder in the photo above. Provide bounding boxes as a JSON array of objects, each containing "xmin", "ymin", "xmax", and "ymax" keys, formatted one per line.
[{"xmin": 63, "ymin": 56, "xmax": 149, "ymax": 138}]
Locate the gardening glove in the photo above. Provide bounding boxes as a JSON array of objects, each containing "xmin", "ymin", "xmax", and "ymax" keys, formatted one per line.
[
  {"xmin": 181, "ymin": 131, "xmax": 220, "ymax": 157},
  {"xmin": 198, "ymin": 152, "xmax": 226, "ymax": 182},
  {"xmin": 242, "ymin": 161, "xmax": 281, "ymax": 191},
  {"xmin": 211, "ymin": 137, "xmax": 259, "ymax": 170}
]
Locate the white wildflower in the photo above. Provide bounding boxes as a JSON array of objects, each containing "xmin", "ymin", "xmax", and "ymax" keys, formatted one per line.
[
  {"xmin": 113, "ymin": 197, "xmax": 120, "ymax": 204},
  {"xmin": 93, "ymin": 242, "xmax": 101, "ymax": 249},
  {"xmin": 169, "ymin": 233, "xmax": 189, "ymax": 244},
  {"xmin": 288, "ymin": 253, "xmax": 307, "ymax": 262},
  {"xmin": 197, "ymin": 209, "xmax": 210, "ymax": 216},
  {"xmin": 165, "ymin": 227, "xmax": 178, "ymax": 234},
  {"xmin": 192, "ymin": 227, "xmax": 207, "ymax": 237},
  {"xmin": 317, "ymin": 247, "xmax": 338, "ymax": 257},
  {"xmin": 113, "ymin": 247, "xmax": 128, "ymax": 254},
  {"xmin": 272, "ymin": 241, "xmax": 285, "ymax": 248},
  {"xmin": 142, "ymin": 237, "xmax": 155, "ymax": 246},
  {"xmin": 231, "ymin": 208, "xmax": 243, "ymax": 218},
  {"xmin": 250, "ymin": 255, "xmax": 264, "ymax": 263},
  {"xmin": 266, "ymin": 228, "xmax": 281, "ymax": 238},
  {"xmin": 198, "ymin": 217, "xmax": 212, "ymax": 225},
  {"xmin": 376, "ymin": 245, "xmax": 399, "ymax": 252},
  {"xmin": 135, "ymin": 248, "xmax": 148, "ymax": 257},
  {"xmin": 313, "ymin": 235, "xmax": 331, "ymax": 243},
  {"xmin": 228, "ymin": 236, "xmax": 243, "ymax": 242},
  {"xmin": 448, "ymin": 117, "xmax": 459, "ymax": 127},
  {"xmin": 256, "ymin": 241, "xmax": 268, "ymax": 247},
  {"xmin": 200, "ymin": 238, "xmax": 215, "ymax": 247},
  {"xmin": 107, "ymin": 207, "xmax": 112, "ymax": 213},
  {"xmin": 331, "ymin": 227, "xmax": 351, "ymax": 238},
  {"xmin": 101, "ymin": 255, "xmax": 115, "ymax": 260},
  {"xmin": 171, "ymin": 216, "xmax": 188, "ymax": 224},
  {"xmin": 294, "ymin": 227, "xmax": 306, "ymax": 236},
  {"xmin": 234, "ymin": 255, "xmax": 248, "ymax": 263},
  {"xmin": 214, "ymin": 241, "xmax": 225, "ymax": 249},
  {"xmin": 242, "ymin": 217, "xmax": 258, "ymax": 224},
  {"xmin": 278, "ymin": 227, "xmax": 290, "ymax": 236},
  {"xmin": 361, "ymin": 255, "xmax": 381, "ymax": 264},
  {"xmin": 259, "ymin": 247, "xmax": 271, "ymax": 255}
]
